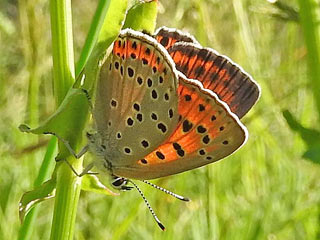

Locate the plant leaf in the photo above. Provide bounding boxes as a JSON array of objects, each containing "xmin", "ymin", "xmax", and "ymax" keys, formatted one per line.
[
  {"xmin": 303, "ymin": 146, "xmax": 320, "ymax": 164},
  {"xmin": 19, "ymin": 88, "xmax": 90, "ymax": 159},
  {"xmin": 19, "ymin": 178, "xmax": 56, "ymax": 222},
  {"xmin": 282, "ymin": 110, "xmax": 320, "ymax": 147},
  {"xmin": 283, "ymin": 110, "xmax": 320, "ymax": 164},
  {"xmin": 123, "ymin": 0, "xmax": 158, "ymax": 33},
  {"xmin": 75, "ymin": 0, "xmax": 128, "ymax": 93},
  {"xmin": 81, "ymin": 174, "xmax": 119, "ymax": 196}
]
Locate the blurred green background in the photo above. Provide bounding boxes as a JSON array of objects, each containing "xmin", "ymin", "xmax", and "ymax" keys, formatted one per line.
[{"xmin": 1, "ymin": 0, "xmax": 320, "ymax": 239}]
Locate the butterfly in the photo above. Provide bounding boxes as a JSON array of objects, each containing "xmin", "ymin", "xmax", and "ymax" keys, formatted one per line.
[
  {"xmin": 90, "ymin": 27, "xmax": 260, "ymax": 180},
  {"xmin": 83, "ymin": 27, "xmax": 260, "ymax": 229}
]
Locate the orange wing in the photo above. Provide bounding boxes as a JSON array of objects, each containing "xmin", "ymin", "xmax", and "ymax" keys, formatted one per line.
[
  {"xmin": 154, "ymin": 27, "xmax": 260, "ymax": 118},
  {"xmin": 113, "ymin": 75, "xmax": 247, "ymax": 180}
]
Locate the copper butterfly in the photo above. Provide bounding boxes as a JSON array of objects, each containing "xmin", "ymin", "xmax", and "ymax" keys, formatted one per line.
[
  {"xmin": 85, "ymin": 27, "xmax": 260, "ymax": 229},
  {"xmin": 90, "ymin": 27, "xmax": 260, "ymax": 179}
]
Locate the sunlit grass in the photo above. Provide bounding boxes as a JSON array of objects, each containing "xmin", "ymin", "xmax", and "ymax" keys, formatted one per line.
[{"xmin": 0, "ymin": 0, "xmax": 320, "ymax": 239}]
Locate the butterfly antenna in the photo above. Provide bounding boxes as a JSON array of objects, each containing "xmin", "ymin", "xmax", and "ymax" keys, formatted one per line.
[
  {"xmin": 142, "ymin": 180, "xmax": 190, "ymax": 202},
  {"xmin": 128, "ymin": 180, "xmax": 166, "ymax": 231}
]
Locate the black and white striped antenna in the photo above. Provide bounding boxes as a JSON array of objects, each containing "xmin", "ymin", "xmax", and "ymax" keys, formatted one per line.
[
  {"xmin": 128, "ymin": 180, "xmax": 166, "ymax": 231},
  {"xmin": 141, "ymin": 180, "xmax": 190, "ymax": 202},
  {"xmin": 127, "ymin": 179, "xmax": 190, "ymax": 231}
]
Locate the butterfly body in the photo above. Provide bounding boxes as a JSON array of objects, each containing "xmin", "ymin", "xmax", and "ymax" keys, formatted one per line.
[{"xmin": 89, "ymin": 27, "xmax": 260, "ymax": 180}]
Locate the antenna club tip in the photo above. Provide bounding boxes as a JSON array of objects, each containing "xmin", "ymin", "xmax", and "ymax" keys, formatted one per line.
[
  {"xmin": 182, "ymin": 197, "xmax": 191, "ymax": 202},
  {"xmin": 158, "ymin": 222, "xmax": 166, "ymax": 231}
]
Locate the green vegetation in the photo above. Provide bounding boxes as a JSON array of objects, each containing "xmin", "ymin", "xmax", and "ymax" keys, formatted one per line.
[{"xmin": 0, "ymin": 0, "xmax": 319, "ymax": 239}]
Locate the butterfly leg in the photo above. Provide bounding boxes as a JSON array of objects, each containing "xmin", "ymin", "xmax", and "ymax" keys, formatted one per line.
[
  {"xmin": 43, "ymin": 131, "xmax": 89, "ymax": 159},
  {"xmin": 43, "ymin": 131, "xmax": 96, "ymax": 177}
]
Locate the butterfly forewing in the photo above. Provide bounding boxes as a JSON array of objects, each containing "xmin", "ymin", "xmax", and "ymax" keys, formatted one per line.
[
  {"xmin": 93, "ymin": 29, "xmax": 180, "ymax": 167},
  {"xmin": 113, "ymin": 75, "xmax": 247, "ymax": 180}
]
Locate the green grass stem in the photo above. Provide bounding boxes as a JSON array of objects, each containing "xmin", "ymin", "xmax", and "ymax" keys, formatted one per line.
[
  {"xmin": 75, "ymin": 0, "xmax": 112, "ymax": 77},
  {"xmin": 298, "ymin": 0, "xmax": 320, "ymax": 124},
  {"xmin": 18, "ymin": 137, "xmax": 57, "ymax": 240}
]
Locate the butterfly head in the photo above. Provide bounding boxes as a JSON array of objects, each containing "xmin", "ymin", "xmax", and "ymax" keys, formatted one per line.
[{"xmin": 110, "ymin": 175, "xmax": 133, "ymax": 191}]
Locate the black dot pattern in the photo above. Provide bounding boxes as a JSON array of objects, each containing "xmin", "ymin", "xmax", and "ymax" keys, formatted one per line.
[
  {"xmin": 141, "ymin": 140, "xmax": 149, "ymax": 148},
  {"xmin": 151, "ymin": 113, "xmax": 158, "ymax": 121},
  {"xmin": 133, "ymin": 103, "xmax": 140, "ymax": 111},
  {"xmin": 152, "ymin": 66, "xmax": 157, "ymax": 73},
  {"xmin": 164, "ymin": 93, "xmax": 169, "ymax": 101},
  {"xmin": 203, "ymin": 135, "xmax": 210, "ymax": 144},
  {"xmin": 137, "ymin": 113, "xmax": 143, "ymax": 122},
  {"xmin": 157, "ymin": 123, "xmax": 167, "ymax": 133},
  {"xmin": 127, "ymin": 118, "xmax": 134, "ymax": 126},
  {"xmin": 168, "ymin": 109, "xmax": 173, "ymax": 118},
  {"xmin": 151, "ymin": 90, "xmax": 158, "ymax": 99},
  {"xmin": 182, "ymin": 119, "xmax": 193, "ymax": 132},
  {"xmin": 173, "ymin": 142, "xmax": 185, "ymax": 157},
  {"xmin": 185, "ymin": 95, "xmax": 191, "ymax": 101},
  {"xmin": 177, "ymin": 149, "xmax": 185, "ymax": 157},
  {"xmin": 137, "ymin": 76, "xmax": 143, "ymax": 85},
  {"xmin": 124, "ymin": 147, "xmax": 131, "ymax": 154},
  {"xmin": 197, "ymin": 125, "xmax": 207, "ymax": 133},
  {"xmin": 156, "ymin": 151, "xmax": 165, "ymax": 160},
  {"xmin": 141, "ymin": 159, "xmax": 148, "ymax": 164},
  {"xmin": 128, "ymin": 67, "xmax": 134, "ymax": 77},
  {"xmin": 111, "ymin": 99, "xmax": 117, "ymax": 107},
  {"xmin": 199, "ymin": 104, "xmax": 205, "ymax": 112},
  {"xmin": 116, "ymin": 132, "xmax": 121, "ymax": 139},
  {"xmin": 173, "ymin": 142, "xmax": 181, "ymax": 150},
  {"xmin": 199, "ymin": 149, "xmax": 206, "ymax": 155}
]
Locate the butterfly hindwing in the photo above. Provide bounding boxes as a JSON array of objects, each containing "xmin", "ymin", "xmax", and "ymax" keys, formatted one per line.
[
  {"xmin": 113, "ymin": 75, "xmax": 247, "ymax": 180},
  {"xmin": 168, "ymin": 44, "xmax": 260, "ymax": 118},
  {"xmin": 154, "ymin": 26, "xmax": 199, "ymax": 50},
  {"xmin": 154, "ymin": 27, "xmax": 260, "ymax": 119}
]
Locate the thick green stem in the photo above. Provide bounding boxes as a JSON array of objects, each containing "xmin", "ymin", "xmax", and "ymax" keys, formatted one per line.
[
  {"xmin": 49, "ymin": 0, "xmax": 82, "ymax": 239},
  {"xmin": 50, "ymin": 0, "xmax": 75, "ymax": 105}
]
